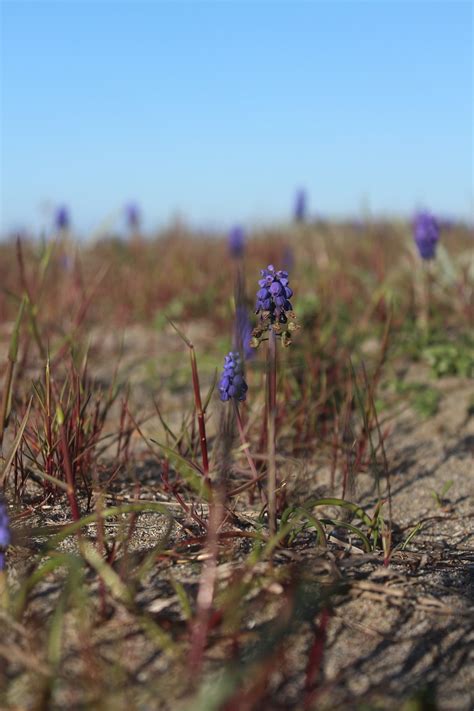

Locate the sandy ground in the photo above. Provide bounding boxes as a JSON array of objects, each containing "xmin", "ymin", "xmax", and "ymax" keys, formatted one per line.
[
  {"xmin": 316, "ymin": 374, "xmax": 474, "ymax": 710},
  {"xmin": 1, "ymin": 326, "xmax": 473, "ymax": 710}
]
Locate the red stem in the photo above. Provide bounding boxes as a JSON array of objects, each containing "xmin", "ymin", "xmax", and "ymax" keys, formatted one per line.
[
  {"xmin": 189, "ymin": 346, "xmax": 210, "ymax": 481},
  {"xmin": 59, "ymin": 423, "xmax": 81, "ymax": 523}
]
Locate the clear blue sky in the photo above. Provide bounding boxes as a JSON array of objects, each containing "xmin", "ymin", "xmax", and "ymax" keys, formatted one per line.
[{"xmin": 1, "ymin": 0, "xmax": 472, "ymax": 235}]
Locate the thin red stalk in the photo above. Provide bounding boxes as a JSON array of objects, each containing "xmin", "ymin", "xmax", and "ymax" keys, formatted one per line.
[
  {"xmin": 57, "ymin": 412, "xmax": 81, "ymax": 523},
  {"xmin": 116, "ymin": 396, "xmax": 127, "ymax": 460},
  {"xmin": 0, "ymin": 299, "xmax": 25, "ymax": 450},
  {"xmin": 189, "ymin": 346, "xmax": 210, "ymax": 480},
  {"xmin": 330, "ymin": 402, "xmax": 339, "ymax": 493},
  {"xmin": 44, "ymin": 360, "xmax": 55, "ymax": 493},
  {"xmin": 258, "ymin": 370, "xmax": 268, "ymax": 455},
  {"xmin": 303, "ymin": 608, "xmax": 331, "ymax": 710}
]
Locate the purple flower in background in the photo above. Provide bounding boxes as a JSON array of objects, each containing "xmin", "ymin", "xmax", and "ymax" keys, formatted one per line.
[
  {"xmin": 219, "ymin": 351, "xmax": 248, "ymax": 402},
  {"xmin": 228, "ymin": 225, "xmax": 245, "ymax": 259},
  {"xmin": 55, "ymin": 205, "xmax": 70, "ymax": 231},
  {"xmin": 413, "ymin": 211, "xmax": 440, "ymax": 260},
  {"xmin": 0, "ymin": 499, "xmax": 10, "ymax": 571},
  {"xmin": 293, "ymin": 189, "xmax": 307, "ymax": 223},
  {"xmin": 125, "ymin": 203, "xmax": 141, "ymax": 231},
  {"xmin": 282, "ymin": 246, "xmax": 295, "ymax": 272},
  {"xmin": 256, "ymin": 265, "xmax": 293, "ymax": 324},
  {"xmin": 234, "ymin": 305, "xmax": 254, "ymax": 360}
]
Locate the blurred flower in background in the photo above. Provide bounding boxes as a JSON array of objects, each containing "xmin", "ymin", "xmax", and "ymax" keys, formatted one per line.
[
  {"xmin": 293, "ymin": 189, "xmax": 307, "ymax": 223},
  {"xmin": 413, "ymin": 211, "xmax": 440, "ymax": 260},
  {"xmin": 228, "ymin": 225, "xmax": 245, "ymax": 259},
  {"xmin": 282, "ymin": 246, "xmax": 295, "ymax": 272},
  {"xmin": 0, "ymin": 498, "xmax": 10, "ymax": 571},
  {"xmin": 55, "ymin": 205, "xmax": 70, "ymax": 232},
  {"xmin": 234, "ymin": 304, "xmax": 254, "ymax": 360},
  {"xmin": 125, "ymin": 203, "xmax": 141, "ymax": 232}
]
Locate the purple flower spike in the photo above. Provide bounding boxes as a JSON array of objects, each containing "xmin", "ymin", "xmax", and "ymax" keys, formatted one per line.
[
  {"xmin": 228, "ymin": 225, "xmax": 245, "ymax": 259},
  {"xmin": 219, "ymin": 351, "xmax": 248, "ymax": 402},
  {"xmin": 0, "ymin": 498, "xmax": 10, "ymax": 572},
  {"xmin": 253, "ymin": 265, "xmax": 298, "ymax": 346},
  {"xmin": 293, "ymin": 189, "xmax": 307, "ymax": 223},
  {"xmin": 125, "ymin": 203, "xmax": 141, "ymax": 230},
  {"xmin": 55, "ymin": 205, "xmax": 70, "ymax": 231},
  {"xmin": 413, "ymin": 211, "xmax": 440, "ymax": 260},
  {"xmin": 255, "ymin": 265, "xmax": 293, "ymax": 323}
]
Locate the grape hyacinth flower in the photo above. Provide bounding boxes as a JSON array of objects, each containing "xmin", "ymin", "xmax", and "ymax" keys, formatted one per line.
[
  {"xmin": 125, "ymin": 203, "xmax": 141, "ymax": 231},
  {"xmin": 252, "ymin": 265, "xmax": 298, "ymax": 347},
  {"xmin": 255, "ymin": 266, "xmax": 298, "ymax": 534},
  {"xmin": 293, "ymin": 189, "xmax": 307, "ymax": 223},
  {"xmin": 228, "ymin": 225, "xmax": 245, "ymax": 259},
  {"xmin": 413, "ymin": 211, "xmax": 440, "ymax": 260},
  {"xmin": 0, "ymin": 499, "xmax": 10, "ymax": 571},
  {"xmin": 219, "ymin": 352, "xmax": 248, "ymax": 402},
  {"xmin": 55, "ymin": 205, "xmax": 70, "ymax": 231}
]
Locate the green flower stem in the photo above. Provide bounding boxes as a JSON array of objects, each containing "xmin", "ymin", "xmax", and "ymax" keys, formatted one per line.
[{"xmin": 267, "ymin": 328, "xmax": 277, "ymax": 536}]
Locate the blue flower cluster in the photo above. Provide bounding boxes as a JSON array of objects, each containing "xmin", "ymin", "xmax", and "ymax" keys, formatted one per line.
[
  {"xmin": 0, "ymin": 499, "xmax": 10, "ymax": 571},
  {"xmin": 255, "ymin": 265, "xmax": 293, "ymax": 323},
  {"xmin": 252, "ymin": 265, "xmax": 298, "ymax": 347},
  {"xmin": 218, "ymin": 351, "xmax": 248, "ymax": 402},
  {"xmin": 413, "ymin": 211, "xmax": 440, "ymax": 260}
]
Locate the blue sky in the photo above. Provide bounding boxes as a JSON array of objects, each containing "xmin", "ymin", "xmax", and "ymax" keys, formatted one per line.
[{"xmin": 1, "ymin": 0, "xmax": 472, "ymax": 235}]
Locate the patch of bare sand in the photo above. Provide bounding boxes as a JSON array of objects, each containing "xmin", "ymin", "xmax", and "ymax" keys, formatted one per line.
[{"xmin": 313, "ymin": 374, "xmax": 474, "ymax": 711}]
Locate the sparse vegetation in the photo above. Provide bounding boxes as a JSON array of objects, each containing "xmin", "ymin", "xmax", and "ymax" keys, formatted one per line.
[{"xmin": 0, "ymin": 218, "xmax": 472, "ymax": 710}]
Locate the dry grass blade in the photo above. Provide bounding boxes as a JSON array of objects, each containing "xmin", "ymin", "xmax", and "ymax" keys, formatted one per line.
[{"xmin": 0, "ymin": 397, "xmax": 32, "ymax": 487}]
